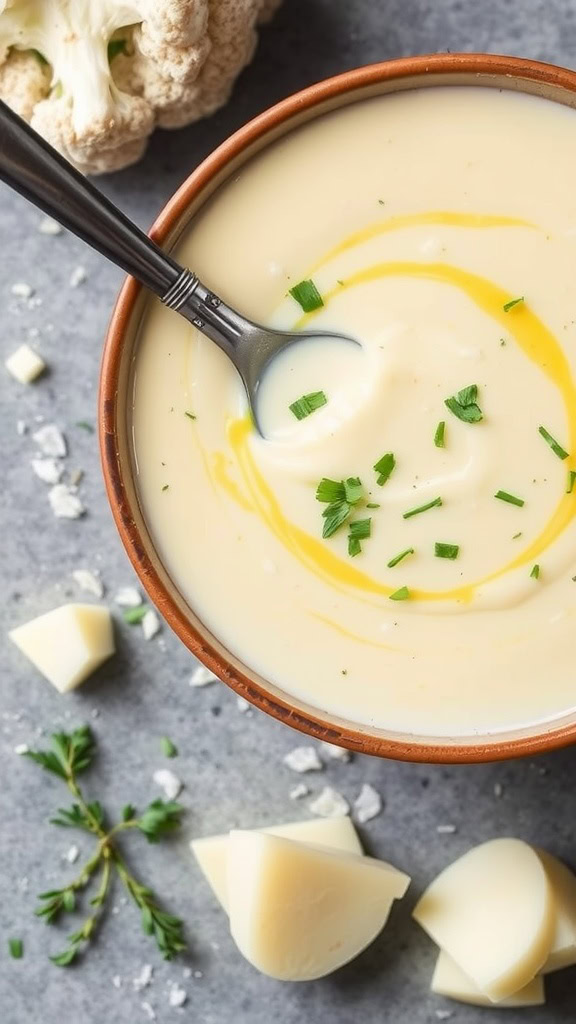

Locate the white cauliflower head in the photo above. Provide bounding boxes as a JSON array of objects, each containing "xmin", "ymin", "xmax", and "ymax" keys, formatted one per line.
[{"xmin": 0, "ymin": 0, "xmax": 281, "ymax": 174}]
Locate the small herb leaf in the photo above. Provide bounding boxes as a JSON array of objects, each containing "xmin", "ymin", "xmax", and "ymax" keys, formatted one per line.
[
  {"xmin": 289, "ymin": 279, "xmax": 324, "ymax": 313},
  {"xmin": 289, "ymin": 391, "xmax": 327, "ymax": 420}
]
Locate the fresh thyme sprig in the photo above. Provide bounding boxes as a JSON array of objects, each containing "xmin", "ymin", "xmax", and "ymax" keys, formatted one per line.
[{"xmin": 25, "ymin": 726, "xmax": 186, "ymax": 966}]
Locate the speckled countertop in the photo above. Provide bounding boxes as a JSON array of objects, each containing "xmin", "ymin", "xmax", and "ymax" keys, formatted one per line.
[{"xmin": 3, "ymin": 1, "xmax": 576, "ymax": 1021}]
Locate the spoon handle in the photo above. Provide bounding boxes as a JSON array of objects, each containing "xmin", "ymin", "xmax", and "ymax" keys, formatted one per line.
[{"xmin": 0, "ymin": 99, "xmax": 181, "ymax": 297}]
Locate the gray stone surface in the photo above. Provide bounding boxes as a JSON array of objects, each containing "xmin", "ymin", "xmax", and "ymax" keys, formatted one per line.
[{"xmin": 2, "ymin": 0, "xmax": 576, "ymax": 1020}]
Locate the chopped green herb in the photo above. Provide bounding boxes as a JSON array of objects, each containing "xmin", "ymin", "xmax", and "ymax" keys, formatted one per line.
[
  {"xmin": 123, "ymin": 606, "xmax": 148, "ymax": 625},
  {"xmin": 389, "ymin": 586, "xmax": 410, "ymax": 601},
  {"xmin": 322, "ymin": 501, "xmax": 351, "ymax": 539},
  {"xmin": 567, "ymin": 470, "xmax": 576, "ymax": 494},
  {"xmin": 434, "ymin": 421, "xmax": 446, "ymax": 448},
  {"xmin": 445, "ymin": 384, "xmax": 483, "ymax": 424},
  {"xmin": 366, "ymin": 502, "xmax": 380, "ymax": 509},
  {"xmin": 503, "ymin": 296, "xmax": 525, "ymax": 313},
  {"xmin": 530, "ymin": 564, "xmax": 540, "ymax": 580},
  {"xmin": 161, "ymin": 485, "xmax": 169, "ymax": 492},
  {"xmin": 8, "ymin": 939, "xmax": 23, "ymax": 959},
  {"xmin": 344, "ymin": 477, "xmax": 364, "ymax": 505},
  {"xmin": 160, "ymin": 737, "xmax": 178, "ymax": 759},
  {"xmin": 184, "ymin": 411, "xmax": 196, "ymax": 420},
  {"xmin": 538, "ymin": 425, "xmax": 569, "ymax": 461},
  {"xmin": 317, "ymin": 476, "xmax": 363, "ymax": 540},
  {"xmin": 289, "ymin": 279, "xmax": 324, "ymax": 313},
  {"xmin": 387, "ymin": 548, "xmax": 414, "ymax": 568},
  {"xmin": 373, "ymin": 452, "xmax": 396, "ymax": 486},
  {"xmin": 348, "ymin": 536, "xmax": 361, "ymax": 557},
  {"xmin": 316, "ymin": 478, "xmax": 345, "ymax": 503},
  {"xmin": 403, "ymin": 496, "xmax": 443, "ymax": 520},
  {"xmin": 435, "ymin": 542, "xmax": 460, "ymax": 560},
  {"xmin": 500, "ymin": 338, "xmax": 507, "ymax": 346},
  {"xmin": 512, "ymin": 532, "xmax": 523, "ymax": 539},
  {"xmin": 108, "ymin": 38, "xmax": 128, "ymax": 61},
  {"xmin": 289, "ymin": 391, "xmax": 328, "ymax": 420},
  {"xmin": 495, "ymin": 490, "xmax": 525, "ymax": 507},
  {"xmin": 349, "ymin": 519, "xmax": 371, "ymax": 540},
  {"xmin": 75, "ymin": 421, "xmax": 94, "ymax": 433},
  {"xmin": 378, "ymin": 199, "xmax": 385, "ymax": 205}
]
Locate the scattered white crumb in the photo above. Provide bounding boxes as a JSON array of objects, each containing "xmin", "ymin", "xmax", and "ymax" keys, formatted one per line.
[
  {"xmin": 14, "ymin": 743, "xmax": 29, "ymax": 755},
  {"xmin": 236, "ymin": 696, "xmax": 250, "ymax": 713},
  {"xmin": 353, "ymin": 783, "xmax": 382, "ymax": 823},
  {"xmin": 5, "ymin": 343, "xmax": 46, "ymax": 383},
  {"xmin": 11, "ymin": 282, "xmax": 34, "ymax": 298},
  {"xmin": 18, "ymin": 877, "xmax": 29, "ymax": 893},
  {"xmin": 91, "ymin": 708, "xmax": 100, "ymax": 719},
  {"xmin": 189, "ymin": 665, "xmax": 217, "ymax": 687},
  {"xmin": 69, "ymin": 265, "xmax": 87, "ymax": 288},
  {"xmin": 38, "ymin": 217, "xmax": 62, "ymax": 236},
  {"xmin": 64, "ymin": 844, "xmax": 79, "ymax": 864},
  {"xmin": 309, "ymin": 786, "xmax": 350, "ymax": 818},
  {"xmin": 168, "ymin": 984, "xmax": 187, "ymax": 1008},
  {"xmin": 436, "ymin": 824, "xmax": 457, "ymax": 835},
  {"xmin": 494, "ymin": 782, "xmax": 504, "ymax": 798},
  {"xmin": 133, "ymin": 964, "xmax": 154, "ymax": 990},
  {"xmin": 193, "ymin": 970, "xmax": 203, "ymax": 979},
  {"xmin": 153, "ymin": 769, "xmax": 182, "ymax": 800},
  {"xmin": 289, "ymin": 782, "xmax": 309, "ymax": 800},
  {"xmin": 283, "ymin": 746, "xmax": 323, "ymax": 773},
  {"xmin": 142, "ymin": 609, "xmax": 161, "ymax": 640},
  {"xmin": 182, "ymin": 967, "xmax": 192, "ymax": 979},
  {"xmin": 112, "ymin": 905, "xmax": 120, "ymax": 915},
  {"xmin": 141, "ymin": 1002, "xmax": 156, "ymax": 1021},
  {"xmin": 69, "ymin": 468, "xmax": 84, "ymax": 487},
  {"xmin": 435, "ymin": 1011, "xmax": 454, "ymax": 1020},
  {"xmin": 72, "ymin": 569, "xmax": 104, "ymax": 598},
  {"xmin": 112, "ymin": 975, "xmax": 122, "ymax": 989},
  {"xmin": 28, "ymin": 326, "xmax": 40, "ymax": 338},
  {"xmin": 16, "ymin": 420, "xmax": 27, "ymax": 436},
  {"xmin": 49, "ymin": 484, "xmax": 85, "ymax": 519},
  {"xmin": 319, "ymin": 740, "xmax": 351, "ymax": 763},
  {"xmin": 33, "ymin": 424, "xmax": 66, "ymax": 457},
  {"xmin": 114, "ymin": 586, "xmax": 141, "ymax": 608},
  {"xmin": 31, "ymin": 457, "xmax": 64, "ymax": 484}
]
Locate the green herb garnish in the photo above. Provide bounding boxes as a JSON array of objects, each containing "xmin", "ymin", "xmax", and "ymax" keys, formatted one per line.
[
  {"xmin": 344, "ymin": 477, "xmax": 364, "ymax": 505},
  {"xmin": 366, "ymin": 502, "xmax": 380, "ymax": 509},
  {"xmin": 530, "ymin": 564, "xmax": 540, "ymax": 579},
  {"xmin": 373, "ymin": 452, "xmax": 396, "ymax": 486},
  {"xmin": 503, "ymin": 296, "xmax": 525, "ymax": 313},
  {"xmin": 289, "ymin": 391, "xmax": 328, "ymax": 420},
  {"xmin": 160, "ymin": 737, "xmax": 178, "ymax": 759},
  {"xmin": 75, "ymin": 421, "xmax": 94, "ymax": 433},
  {"xmin": 387, "ymin": 548, "xmax": 414, "ymax": 568},
  {"xmin": 495, "ymin": 490, "xmax": 525, "ymax": 507},
  {"xmin": 445, "ymin": 384, "xmax": 483, "ymax": 424},
  {"xmin": 184, "ymin": 411, "xmax": 196, "ymax": 420},
  {"xmin": 567, "ymin": 470, "xmax": 576, "ymax": 494},
  {"xmin": 289, "ymin": 279, "xmax": 324, "ymax": 313},
  {"xmin": 512, "ymin": 532, "xmax": 523, "ymax": 539},
  {"xmin": 316, "ymin": 478, "xmax": 345, "ymax": 503},
  {"xmin": 435, "ymin": 542, "xmax": 459, "ymax": 560},
  {"xmin": 538, "ymin": 425, "xmax": 569, "ymax": 461},
  {"xmin": 403, "ymin": 496, "xmax": 443, "ymax": 519},
  {"xmin": 317, "ymin": 476, "xmax": 364, "ymax": 539},
  {"xmin": 25, "ymin": 726, "xmax": 186, "ymax": 967},
  {"xmin": 434, "ymin": 421, "xmax": 446, "ymax": 448},
  {"xmin": 347, "ymin": 518, "xmax": 371, "ymax": 557},
  {"xmin": 123, "ymin": 606, "xmax": 148, "ymax": 625},
  {"xmin": 161, "ymin": 485, "xmax": 169, "ymax": 492},
  {"xmin": 8, "ymin": 939, "xmax": 23, "ymax": 959},
  {"xmin": 389, "ymin": 586, "xmax": 410, "ymax": 601},
  {"xmin": 322, "ymin": 501, "xmax": 352, "ymax": 539}
]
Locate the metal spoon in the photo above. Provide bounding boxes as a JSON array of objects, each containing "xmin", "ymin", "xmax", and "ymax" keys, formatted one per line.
[{"xmin": 0, "ymin": 100, "xmax": 354, "ymax": 428}]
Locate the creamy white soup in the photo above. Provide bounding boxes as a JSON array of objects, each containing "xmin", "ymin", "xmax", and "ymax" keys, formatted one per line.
[{"xmin": 133, "ymin": 87, "xmax": 576, "ymax": 737}]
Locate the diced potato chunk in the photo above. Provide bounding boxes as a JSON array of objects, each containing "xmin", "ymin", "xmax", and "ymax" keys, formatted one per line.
[
  {"xmin": 227, "ymin": 830, "xmax": 410, "ymax": 980},
  {"xmin": 9, "ymin": 603, "xmax": 114, "ymax": 692},
  {"xmin": 432, "ymin": 950, "xmax": 545, "ymax": 1007},
  {"xmin": 537, "ymin": 849, "xmax": 576, "ymax": 973},
  {"xmin": 5, "ymin": 343, "xmax": 46, "ymax": 383}
]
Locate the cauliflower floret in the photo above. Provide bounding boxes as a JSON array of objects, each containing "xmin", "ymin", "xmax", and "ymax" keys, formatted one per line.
[{"xmin": 0, "ymin": 0, "xmax": 280, "ymax": 175}]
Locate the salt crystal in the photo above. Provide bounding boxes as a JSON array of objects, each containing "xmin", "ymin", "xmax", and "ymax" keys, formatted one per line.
[
  {"xmin": 141, "ymin": 1002, "xmax": 155, "ymax": 1021},
  {"xmin": 182, "ymin": 967, "xmax": 192, "ymax": 979},
  {"xmin": 308, "ymin": 786, "xmax": 349, "ymax": 818},
  {"xmin": 319, "ymin": 740, "xmax": 351, "ymax": 763},
  {"xmin": 114, "ymin": 586, "xmax": 141, "ymax": 608},
  {"xmin": 494, "ymin": 782, "xmax": 504, "ymax": 798},
  {"xmin": 72, "ymin": 569, "xmax": 104, "ymax": 598},
  {"xmin": 33, "ymin": 424, "xmax": 66, "ymax": 457},
  {"xmin": 112, "ymin": 975, "xmax": 122, "ymax": 989},
  {"xmin": 16, "ymin": 420, "xmax": 27, "ymax": 436},
  {"xmin": 14, "ymin": 743, "xmax": 29, "ymax": 755},
  {"xmin": 189, "ymin": 665, "xmax": 217, "ymax": 687},
  {"xmin": 153, "ymin": 769, "xmax": 182, "ymax": 800},
  {"xmin": 48, "ymin": 484, "xmax": 85, "ymax": 519},
  {"xmin": 142, "ymin": 609, "xmax": 161, "ymax": 640},
  {"xmin": 11, "ymin": 282, "xmax": 33, "ymax": 298},
  {"xmin": 168, "ymin": 984, "xmax": 187, "ymax": 1008},
  {"xmin": 437, "ymin": 824, "xmax": 457, "ymax": 835},
  {"xmin": 289, "ymin": 783, "xmax": 309, "ymax": 800},
  {"xmin": 283, "ymin": 746, "xmax": 323, "ymax": 773},
  {"xmin": 64, "ymin": 844, "xmax": 79, "ymax": 864},
  {"xmin": 236, "ymin": 696, "xmax": 250, "ymax": 713},
  {"xmin": 133, "ymin": 964, "xmax": 153, "ymax": 990},
  {"xmin": 31, "ymin": 457, "xmax": 64, "ymax": 484},
  {"xmin": 353, "ymin": 783, "xmax": 382, "ymax": 823},
  {"xmin": 69, "ymin": 266, "xmax": 87, "ymax": 288},
  {"xmin": 38, "ymin": 217, "xmax": 62, "ymax": 236}
]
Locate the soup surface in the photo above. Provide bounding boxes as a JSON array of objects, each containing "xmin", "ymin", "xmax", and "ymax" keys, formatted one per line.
[{"xmin": 133, "ymin": 87, "xmax": 576, "ymax": 737}]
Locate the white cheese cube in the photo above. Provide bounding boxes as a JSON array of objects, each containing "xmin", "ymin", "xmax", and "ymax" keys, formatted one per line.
[
  {"xmin": 9, "ymin": 603, "xmax": 114, "ymax": 692},
  {"xmin": 432, "ymin": 951, "xmax": 545, "ymax": 1007},
  {"xmin": 227, "ymin": 830, "xmax": 410, "ymax": 980},
  {"xmin": 413, "ymin": 839, "xmax": 554, "ymax": 1002},
  {"xmin": 191, "ymin": 816, "xmax": 363, "ymax": 911},
  {"xmin": 537, "ymin": 849, "xmax": 576, "ymax": 972},
  {"xmin": 5, "ymin": 344, "xmax": 46, "ymax": 383}
]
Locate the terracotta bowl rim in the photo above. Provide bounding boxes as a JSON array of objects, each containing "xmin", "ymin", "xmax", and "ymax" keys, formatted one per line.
[{"xmin": 99, "ymin": 52, "xmax": 576, "ymax": 764}]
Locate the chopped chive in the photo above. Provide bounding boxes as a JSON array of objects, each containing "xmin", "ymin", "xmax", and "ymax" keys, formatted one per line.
[
  {"xmin": 373, "ymin": 452, "xmax": 395, "ymax": 486},
  {"xmin": 403, "ymin": 496, "xmax": 443, "ymax": 519},
  {"xmin": 289, "ymin": 279, "xmax": 324, "ymax": 313},
  {"xmin": 445, "ymin": 384, "xmax": 483, "ymax": 424},
  {"xmin": 289, "ymin": 391, "xmax": 328, "ymax": 420},
  {"xmin": 435, "ymin": 542, "xmax": 459, "ymax": 560},
  {"xmin": 316, "ymin": 478, "xmax": 346, "ymax": 503},
  {"xmin": 75, "ymin": 420, "xmax": 94, "ymax": 433},
  {"xmin": 434, "ymin": 421, "xmax": 446, "ymax": 448},
  {"xmin": 538, "ymin": 425, "xmax": 569, "ymax": 461},
  {"xmin": 184, "ymin": 411, "xmax": 196, "ymax": 420},
  {"xmin": 344, "ymin": 476, "xmax": 363, "ymax": 505},
  {"xmin": 495, "ymin": 490, "xmax": 525, "ymax": 507},
  {"xmin": 160, "ymin": 737, "xmax": 178, "ymax": 758},
  {"xmin": 349, "ymin": 518, "xmax": 371, "ymax": 540},
  {"xmin": 366, "ymin": 502, "xmax": 380, "ymax": 509},
  {"xmin": 389, "ymin": 586, "xmax": 410, "ymax": 601},
  {"xmin": 503, "ymin": 296, "xmax": 524, "ymax": 313},
  {"xmin": 530, "ymin": 564, "xmax": 540, "ymax": 580},
  {"xmin": 322, "ymin": 501, "xmax": 351, "ymax": 539},
  {"xmin": 348, "ymin": 536, "xmax": 362, "ymax": 557},
  {"xmin": 8, "ymin": 939, "xmax": 23, "ymax": 959},
  {"xmin": 161, "ymin": 484, "xmax": 169, "ymax": 492},
  {"xmin": 567, "ymin": 470, "xmax": 576, "ymax": 494},
  {"xmin": 123, "ymin": 605, "xmax": 148, "ymax": 625},
  {"xmin": 387, "ymin": 547, "xmax": 414, "ymax": 568},
  {"xmin": 512, "ymin": 532, "xmax": 523, "ymax": 539}
]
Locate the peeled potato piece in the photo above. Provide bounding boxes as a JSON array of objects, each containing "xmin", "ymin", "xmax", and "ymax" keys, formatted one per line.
[
  {"xmin": 191, "ymin": 815, "xmax": 362, "ymax": 911},
  {"xmin": 432, "ymin": 950, "xmax": 545, "ymax": 1007},
  {"xmin": 413, "ymin": 838, "xmax": 554, "ymax": 1001},
  {"xmin": 537, "ymin": 849, "xmax": 576, "ymax": 973},
  {"xmin": 9, "ymin": 603, "xmax": 114, "ymax": 692},
  {"xmin": 227, "ymin": 830, "xmax": 410, "ymax": 980}
]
